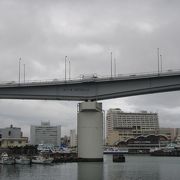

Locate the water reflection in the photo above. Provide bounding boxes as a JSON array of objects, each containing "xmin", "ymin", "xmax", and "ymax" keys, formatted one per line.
[
  {"xmin": 104, "ymin": 155, "xmax": 160, "ymax": 180},
  {"xmin": 0, "ymin": 165, "xmax": 20, "ymax": 179},
  {"xmin": 78, "ymin": 162, "xmax": 103, "ymax": 180},
  {"xmin": 1, "ymin": 156, "xmax": 180, "ymax": 180}
]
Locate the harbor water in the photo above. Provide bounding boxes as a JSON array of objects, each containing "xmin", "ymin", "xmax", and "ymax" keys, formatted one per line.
[{"xmin": 1, "ymin": 155, "xmax": 180, "ymax": 180}]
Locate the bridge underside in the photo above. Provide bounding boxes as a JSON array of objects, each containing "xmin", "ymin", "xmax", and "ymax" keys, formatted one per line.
[{"xmin": 0, "ymin": 73, "xmax": 180, "ymax": 101}]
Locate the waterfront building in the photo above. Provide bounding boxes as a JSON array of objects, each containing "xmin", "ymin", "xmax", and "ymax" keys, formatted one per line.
[
  {"xmin": 30, "ymin": 122, "xmax": 61, "ymax": 146},
  {"xmin": 106, "ymin": 108, "xmax": 159, "ymax": 145},
  {"xmin": 117, "ymin": 134, "xmax": 168, "ymax": 153},
  {"xmin": 159, "ymin": 128, "xmax": 180, "ymax": 141},
  {"xmin": 70, "ymin": 129, "xmax": 77, "ymax": 147},
  {"xmin": 0, "ymin": 125, "xmax": 28, "ymax": 148},
  {"xmin": 0, "ymin": 137, "xmax": 28, "ymax": 148}
]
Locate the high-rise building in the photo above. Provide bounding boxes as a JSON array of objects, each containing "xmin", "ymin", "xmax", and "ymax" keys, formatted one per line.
[
  {"xmin": 70, "ymin": 129, "xmax": 77, "ymax": 147},
  {"xmin": 106, "ymin": 108, "xmax": 159, "ymax": 145},
  {"xmin": 30, "ymin": 122, "xmax": 61, "ymax": 146}
]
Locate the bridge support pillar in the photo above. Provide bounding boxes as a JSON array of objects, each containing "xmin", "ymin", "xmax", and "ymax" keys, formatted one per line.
[{"xmin": 77, "ymin": 101, "xmax": 103, "ymax": 161}]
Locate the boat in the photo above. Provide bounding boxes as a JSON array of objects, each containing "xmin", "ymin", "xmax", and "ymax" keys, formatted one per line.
[
  {"xmin": 113, "ymin": 154, "xmax": 125, "ymax": 162},
  {"xmin": 150, "ymin": 143, "xmax": 180, "ymax": 156},
  {"xmin": 15, "ymin": 156, "xmax": 31, "ymax": 165},
  {"xmin": 0, "ymin": 152, "xmax": 15, "ymax": 165},
  {"xmin": 104, "ymin": 147, "xmax": 128, "ymax": 154},
  {"xmin": 31, "ymin": 155, "xmax": 53, "ymax": 164}
]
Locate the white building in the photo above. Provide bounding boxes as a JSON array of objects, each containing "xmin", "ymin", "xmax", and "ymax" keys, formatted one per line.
[
  {"xmin": 30, "ymin": 122, "xmax": 61, "ymax": 146},
  {"xmin": 106, "ymin": 108, "xmax": 159, "ymax": 145},
  {"xmin": 70, "ymin": 129, "xmax": 77, "ymax": 147}
]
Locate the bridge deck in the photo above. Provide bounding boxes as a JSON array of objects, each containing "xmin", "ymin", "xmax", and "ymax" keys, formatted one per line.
[{"xmin": 0, "ymin": 70, "xmax": 180, "ymax": 101}]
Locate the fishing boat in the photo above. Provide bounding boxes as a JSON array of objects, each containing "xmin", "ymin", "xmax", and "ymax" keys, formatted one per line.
[
  {"xmin": 15, "ymin": 156, "xmax": 31, "ymax": 165},
  {"xmin": 31, "ymin": 155, "xmax": 53, "ymax": 164},
  {"xmin": 0, "ymin": 152, "xmax": 15, "ymax": 165}
]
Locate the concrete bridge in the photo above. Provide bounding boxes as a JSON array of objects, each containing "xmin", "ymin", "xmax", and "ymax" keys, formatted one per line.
[
  {"xmin": 0, "ymin": 71, "xmax": 180, "ymax": 101},
  {"xmin": 1, "ymin": 70, "xmax": 180, "ymax": 161}
]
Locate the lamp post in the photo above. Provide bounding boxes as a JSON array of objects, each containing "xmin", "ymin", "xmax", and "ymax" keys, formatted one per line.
[
  {"xmin": 110, "ymin": 52, "xmax": 112, "ymax": 78},
  {"xmin": 157, "ymin": 48, "xmax": 160, "ymax": 75},
  {"xmin": 69, "ymin": 60, "xmax": 71, "ymax": 80},
  {"xmin": 19, "ymin": 58, "xmax": 21, "ymax": 84},
  {"xmin": 65, "ymin": 56, "xmax": 67, "ymax": 81},
  {"xmin": 114, "ymin": 58, "xmax": 116, "ymax": 77},
  {"xmin": 160, "ymin": 54, "xmax": 162, "ymax": 72},
  {"xmin": 24, "ymin": 64, "xmax": 26, "ymax": 83}
]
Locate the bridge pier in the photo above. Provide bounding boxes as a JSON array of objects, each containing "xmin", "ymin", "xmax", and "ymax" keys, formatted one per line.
[{"xmin": 77, "ymin": 101, "xmax": 103, "ymax": 161}]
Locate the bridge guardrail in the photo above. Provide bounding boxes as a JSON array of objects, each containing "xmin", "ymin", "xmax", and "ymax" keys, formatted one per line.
[{"xmin": 1, "ymin": 69, "xmax": 180, "ymax": 86}]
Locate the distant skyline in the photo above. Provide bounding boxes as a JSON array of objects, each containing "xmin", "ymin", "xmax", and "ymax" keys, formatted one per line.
[{"xmin": 0, "ymin": 0, "xmax": 180, "ymax": 137}]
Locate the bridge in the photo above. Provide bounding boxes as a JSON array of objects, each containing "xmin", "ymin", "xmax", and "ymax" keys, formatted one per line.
[
  {"xmin": 1, "ymin": 70, "xmax": 180, "ymax": 161},
  {"xmin": 0, "ymin": 70, "xmax": 180, "ymax": 101}
]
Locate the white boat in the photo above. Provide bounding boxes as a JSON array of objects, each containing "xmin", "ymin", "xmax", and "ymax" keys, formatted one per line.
[
  {"xmin": 104, "ymin": 147, "xmax": 128, "ymax": 154},
  {"xmin": 0, "ymin": 152, "xmax": 15, "ymax": 165},
  {"xmin": 15, "ymin": 156, "xmax": 31, "ymax": 165},
  {"xmin": 32, "ymin": 155, "xmax": 53, "ymax": 164}
]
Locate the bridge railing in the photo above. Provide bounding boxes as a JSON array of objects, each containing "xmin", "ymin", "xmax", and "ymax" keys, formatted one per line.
[{"xmin": 0, "ymin": 69, "xmax": 180, "ymax": 86}]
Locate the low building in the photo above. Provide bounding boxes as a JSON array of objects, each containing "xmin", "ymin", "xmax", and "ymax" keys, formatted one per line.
[
  {"xmin": 117, "ymin": 134, "xmax": 169, "ymax": 153},
  {"xmin": 0, "ymin": 137, "xmax": 28, "ymax": 148},
  {"xmin": 0, "ymin": 125, "xmax": 28, "ymax": 148},
  {"xmin": 0, "ymin": 124, "xmax": 22, "ymax": 138}
]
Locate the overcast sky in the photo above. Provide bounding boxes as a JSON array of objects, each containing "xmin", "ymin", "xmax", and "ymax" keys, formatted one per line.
[{"xmin": 0, "ymin": 0, "xmax": 180, "ymax": 137}]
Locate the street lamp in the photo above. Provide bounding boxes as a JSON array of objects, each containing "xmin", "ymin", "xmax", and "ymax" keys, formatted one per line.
[
  {"xmin": 65, "ymin": 56, "xmax": 67, "ymax": 81},
  {"xmin": 24, "ymin": 64, "xmax": 26, "ymax": 83},
  {"xmin": 157, "ymin": 48, "xmax": 160, "ymax": 75},
  {"xmin": 160, "ymin": 54, "xmax": 162, "ymax": 72},
  {"xmin": 114, "ymin": 58, "xmax": 116, "ymax": 77},
  {"xmin": 19, "ymin": 58, "xmax": 21, "ymax": 84},
  {"xmin": 69, "ymin": 60, "xmax": 71, "ymax": 80},
  {"xmin": 110, "ymin": 52, "xmax": 112, "ymax": 78}
]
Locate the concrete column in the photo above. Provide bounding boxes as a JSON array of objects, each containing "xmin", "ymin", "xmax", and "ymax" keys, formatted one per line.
[{"xmin": 77, "ymin": 101, "xmax": 103, "ymax": 161}]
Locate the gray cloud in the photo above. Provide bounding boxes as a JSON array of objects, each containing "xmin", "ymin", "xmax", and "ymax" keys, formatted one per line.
[{"xmin": 0, "ymin": 0, "xmax": 180, "ymax": 136}]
